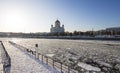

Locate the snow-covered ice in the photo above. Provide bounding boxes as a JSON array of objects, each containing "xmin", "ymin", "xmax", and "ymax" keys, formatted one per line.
[
  {"xmin": 77, "ymin": 62, "xmax": 101, "ymax": 71},
  {"xmin": 3, "ymin": 41, "xmax": 59, "ymax": 73},
  {"xmin": 46, "ymin": 54, "xmax": 55, "ymax": 58},
  {"xmin": 1, "ymin": 38, "xmax": 120, "ymax": 72}
]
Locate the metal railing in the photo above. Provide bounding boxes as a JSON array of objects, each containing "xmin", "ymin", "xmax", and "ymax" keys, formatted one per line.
[{"xmin": 9, "ymin": 41, "xmax": 78, "ymax": 73}]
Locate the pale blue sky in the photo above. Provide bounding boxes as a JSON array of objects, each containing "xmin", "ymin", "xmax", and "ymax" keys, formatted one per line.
[{"xmin": 0, "ymin": 0, "xmax": 120, "ymax": 32}]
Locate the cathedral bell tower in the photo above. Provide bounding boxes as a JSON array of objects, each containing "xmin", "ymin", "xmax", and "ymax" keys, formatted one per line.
[{"xmin": 55, "ymin": 20, "xmax": 60, "ymax": 27}]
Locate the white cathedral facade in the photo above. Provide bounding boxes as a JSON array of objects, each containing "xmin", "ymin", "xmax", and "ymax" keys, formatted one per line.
[{"xmin": 50, "ymin": 20, "xmax": 65, "ymax": 33}]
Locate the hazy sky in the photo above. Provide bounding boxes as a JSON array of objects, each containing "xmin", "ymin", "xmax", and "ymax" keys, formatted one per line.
[{"xmin": 0, "ymin": 0, "xmax": 120, "ymax": 32}]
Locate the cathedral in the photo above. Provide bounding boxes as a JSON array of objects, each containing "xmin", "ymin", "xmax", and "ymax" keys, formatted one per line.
[{"xmin": 50, "ymin": 20, "xmax": 65, "ymax": 33}]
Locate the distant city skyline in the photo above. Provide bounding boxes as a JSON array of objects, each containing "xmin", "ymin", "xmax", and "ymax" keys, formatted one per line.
[{"xmin": 0, "ymin": 0, "xmax": 120, "ymax": 33}]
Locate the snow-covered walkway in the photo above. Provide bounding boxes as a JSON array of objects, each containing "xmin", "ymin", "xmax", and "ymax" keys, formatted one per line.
[{"xmin": 3, "ymin": 42, "xmax": 58, "ymax": 73}]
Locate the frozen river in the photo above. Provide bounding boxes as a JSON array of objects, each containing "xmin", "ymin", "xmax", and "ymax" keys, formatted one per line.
[
  {"xmin": 0, "ymin": 38, "xmax": 120, "ymax": 72},
  {"xmin": 1, "ymin": 38, "xmax": 120, "ymax": 59}
]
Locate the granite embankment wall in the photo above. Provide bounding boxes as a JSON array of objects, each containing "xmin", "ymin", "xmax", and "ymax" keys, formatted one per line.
[
  {"xmin": 46, "ymin": 36, "xmax": 120, "ymax": 40},
  {"xmin": 22, "ymin": 36, "xmax": 120, "ymax": 40},
  {"xmin": 0, "ymin": 41, "xmax": 11, "ymax": 73}
]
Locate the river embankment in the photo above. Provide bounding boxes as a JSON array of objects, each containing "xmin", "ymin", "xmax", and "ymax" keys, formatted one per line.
[{"xmin": 20, "ymin": 36, "xmax": 120, "ymax": 41}]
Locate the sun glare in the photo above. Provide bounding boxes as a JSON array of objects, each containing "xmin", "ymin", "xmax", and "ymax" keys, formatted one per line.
[{"xmin": 2, "ymin": 9, "xmax": 27, "ymax": 32}]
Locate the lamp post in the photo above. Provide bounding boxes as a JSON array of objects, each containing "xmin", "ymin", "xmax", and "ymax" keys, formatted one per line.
[{"xmin": 35, "ymin": 44, "xmax": 39, "ymax": 59}]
